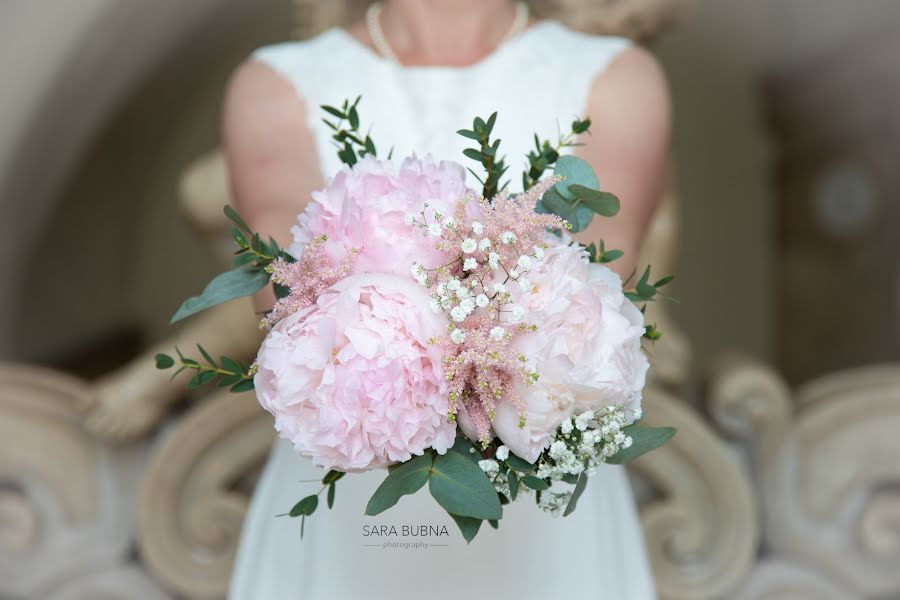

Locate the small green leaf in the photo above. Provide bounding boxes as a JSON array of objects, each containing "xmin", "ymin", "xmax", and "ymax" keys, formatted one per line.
[
  {"xmin": 231, "ymin": 252, "xmax": 257, "ymax": 268},
  {"xmin": 541, "ymin": 188, "xmax": 594, "ymax": 233},
  {"xmin": 171, "ymin": 268, "xmax": 270, "ymax": 323},
  {"xmin": 569, "ymin": 184, "xmax": 620, "ymax": 217},
  {"xmin": 521, "ymin": 476, "xmax": 550, "ymax": 491},
  {"xmin": 429, "ymin": 451, "xmax": 502, "ymax": 520},
  {"xmin": 508, "ymin": 470, "xmax": 519, "ymax": 500},
  {"xmin": 216, "ymin": 374, "xmax": 242, "ymax": 387},
  {"xmin": 457, "ymin": 129, "xmax": 480, "ymax": 141},
  {"xmin": 197, "ymin": 344, "xmax": 216, "ymax": 368},
  {"xmin": 572, "ymin": 117, "xmax": 591, "ymax": 134},
  {"xmin": 553, "ymin": 155, "xmax": 598, "ymax": 200},
  {"xmin": 220, "ymin": 355, "xmax": 242, "ymax": 374},
  {"xmin": 348, "ymin": 106, "xmax": 360, "ymax": 130},
  {"xmin": 505, "ymin": 454, "xmax": 536, "ymax": 473},
  {"xmin": 274, "ymin": 282, "xmax": 291, "ymax": 299},
  {"xmin": 224, "ymin": 205, "xmax": 251, "ymax": 233},
  {"xmin": 187, "ymin": 370, "xmax": 216, "ymax": 389},
  {"xmin": 322, "ymin": 470, "xmax": 345, "ymax": 485},
  {"xmin": 654, "ymin": 274, "xmax": 675, "ymax": 288},
  {"xmin": 230, "ymin": 378, "xmax": 255, "ymax": 393},
  {"xmin": 449, "ymin": 514, "xmax": 482, "ymax": 543},
  {"xmin": 563, "ymin": 473, "xmax": 588, "ymax": 517},
  {"xmin": 450, "ymin": 437, "xmax": 480, "ymax": 463},
  {"xmin": 484, "ymin": 112, "xmax": 497, "ymax": 136},
  {"xmin": 154, "ymin": 353, "xmax": 174, "ymax": 369},
  {"xmin": 231, "ymin": 227, "xmax": 249, "ymax": 248},
  {"xmin": 607, "ymin": 425, "xmax": 677, "ymax": 464},
  {"xmin": 365, "ymin": 453, "xmax": 433, "ymax": 516},
  {"xmin": 463, "ymin": 148, "xmax": 483, "ymax": 162},
  {"xmin": 488, "ymin": 519, "xmax": 499, "ymax": 529},
  {"xmin": 327, "ymin": 483, "xmax": 336, "ymax": 508},
  {"xmin": 321, "ymin": 105, "xmax": 344, "ymax": 119},
  {"xmin": 599, "ymin": 249, "xmax": 624, "ymax": 264},
  {"xmin": 290, "ymin": 494, "xmax": 318, "ymax": 517}
]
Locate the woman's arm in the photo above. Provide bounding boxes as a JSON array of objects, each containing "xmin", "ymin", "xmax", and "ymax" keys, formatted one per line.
[
  {"xmin": 221, "ymin": 60, "xmax": 324, "ymax": 308},
  {"xmin": 574, "ymin": 46, "xmax": 672, "ymax": 279}
]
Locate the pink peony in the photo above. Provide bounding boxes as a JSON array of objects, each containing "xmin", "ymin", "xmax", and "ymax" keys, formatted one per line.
[
  {"xmin": 493, "ymin": 235, "xmax": 648, "ymax": 461},
  {"xmin": 289, "ymin": 155, "xmax": 470, "ymax": 276},
  {"xmin": 254, "ymin": 273, "xmax": 456, "ymax": 472}
]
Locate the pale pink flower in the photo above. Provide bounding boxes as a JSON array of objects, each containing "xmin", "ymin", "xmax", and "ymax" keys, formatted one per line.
[
  {"xmin": 493, "ymin": 235, "xmax": 648, "ymax": 457},
  {"xmin": 289, "ymin": 155, "xmax": 469, "ymax": 277},
  {"xmin": 254, "ymin": 273, "xmax": 455, "ymax": 472},
  {"xmin": 492, "ymin": 382, "xmax": 576, "ymax": 463}
]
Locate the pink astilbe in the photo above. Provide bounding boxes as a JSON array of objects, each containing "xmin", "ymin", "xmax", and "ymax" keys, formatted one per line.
[
  {"xmin": 263, "ymin": 235, "xmax": 357, "ymax": 328},
  {"xmin": 408, "ymin": 178, "xmax": 568, "ymax": 445}
]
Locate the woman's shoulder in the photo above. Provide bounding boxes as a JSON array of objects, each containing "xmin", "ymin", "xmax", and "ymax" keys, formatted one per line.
[
  {"xmin": 250, "ymin": 29, "xmax": 352, "ymax": 80},
  {"xmin": 526, "ymin": 20, "xmax": 633, "ymax": 68}
]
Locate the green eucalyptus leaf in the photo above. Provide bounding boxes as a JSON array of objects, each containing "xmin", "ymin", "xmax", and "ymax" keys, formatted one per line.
[
  {"xmin": 224, "ymin": 205, "xmax": 251, "ymax": 233},
  {"xmin": 463, "ymin": 148, "xmax": 484, "ymax": 162},
  {"xmin": 220, "ymin": 355, "xmax": 243, "ymax": 374},
  {"xmin": 365, "ymin": 453, "xmax": 433, "ymax": 516},
  {"xmin": 429, "ymin": 451, "xmax": 502, "ymax": 520},
  {"xmin": 323, "ymin": 470, "xmax": 345, "ymax": 485},
  {"xmin": 457, "ymin": 129, "xmax": 481, "ymax": 141},
  {"xmin": 599, "ymin": 249, "xmax": 624, "ymax": 264},
  {"xmin": 450, "ymin": 437, "xmax": 481, "ymax": 464},
  {"xmin": 449, "ymin": 514, "xmax": 483, "ymax": 543},
  {"xmin": 607, "ymin": 425, "xmax": 677, "ymax": 464},
  {"xmin": 187, "ymin": 370, "xmax": 216, "ymax": 389},
  {"xmin": 216, "ymin": 374, "xmax": 242, "ymax": 387},
  {"xmin": 521, "ymin": 476, "xmax": 550, "ymax": 491},
  {"xmin": 321, "ymin": 105, "xmax": 344, "ymax": 119},
  {"xmin": 290, "ymin": 494, "xmax": 318, "ymax": 517},
  {"xmin": 327, "ymin": 483, "xmax": 336, "ymax": 508},
  {"xmin": 154, "ymin": 353, "xmax": 174, "ymax": 369},
  {"xmin": 569, "ymin": 184, "xmax": 620, "ymax": 217},
  {"xmin": 563, "ymin": 473, "xmax": 588, "ymax": 517},
  {"xmin": 171, "ymin": 268, "xmax": 270, "ymax": 323},
  {"xmin": 504, "ymin": 454, "xmax": 536, "ymax": 473},
  {"xmin": 553, "ymin": 155, "xmax": 598, "ymax": 200},
  {"xmin": 231, "ymin": 252, "xmax": 257, "ymax": 268},
  {"xmin": 197, "ymin": 344, "xmax": 216, "ymax": 368},
  {"xmin": 229, "ymin": 378, "xmax": 255, "ymax": 393},
  {"xmin": 508, "ymin": 470, "xmax": 519, "ymax": 500},
  {"xmin": 540, "ymin": 188, "xmax": 593, "ymax": 233}
]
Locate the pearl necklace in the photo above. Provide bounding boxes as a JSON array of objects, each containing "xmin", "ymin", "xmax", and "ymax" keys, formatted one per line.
[{"xmin": 365, "ymin": 1, "xmax": 530, "ymax": 64}]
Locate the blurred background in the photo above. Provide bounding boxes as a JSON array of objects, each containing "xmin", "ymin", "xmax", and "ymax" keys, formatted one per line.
[{"xmin": 1, "ymin": 0, "xmax": 899, "ymax": 598}]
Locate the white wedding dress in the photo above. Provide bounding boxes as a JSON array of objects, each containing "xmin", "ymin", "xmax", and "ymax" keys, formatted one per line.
[{"xmin": 229, "ymin": 21, "xmax": 656, "ymax": 600}]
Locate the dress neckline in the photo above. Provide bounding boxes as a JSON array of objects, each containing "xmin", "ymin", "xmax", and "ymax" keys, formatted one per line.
[{"xmin": 330, "ymin": 20, "xmax": 553, "ymax": 74}]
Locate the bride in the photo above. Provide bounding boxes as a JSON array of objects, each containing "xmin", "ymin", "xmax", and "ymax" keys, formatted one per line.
[{"xmin": 224, "ymin": 1, "xmax": 669, "ymax": 598}]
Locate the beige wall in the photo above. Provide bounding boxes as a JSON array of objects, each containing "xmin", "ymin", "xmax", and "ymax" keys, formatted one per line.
[{"xmin": 653, "ymin": 1, "xmax": 780, "ymax": 366}]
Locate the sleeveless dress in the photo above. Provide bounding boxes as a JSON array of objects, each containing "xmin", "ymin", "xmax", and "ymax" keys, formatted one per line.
[{"xmin": 230, "ymin": 21, "xmax": 656, "ymax": 600}]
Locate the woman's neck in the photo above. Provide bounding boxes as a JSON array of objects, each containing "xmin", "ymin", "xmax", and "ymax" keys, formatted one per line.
[{"xmin": 365, "ymin": 0, "xmax": 522, "ymax": 67}]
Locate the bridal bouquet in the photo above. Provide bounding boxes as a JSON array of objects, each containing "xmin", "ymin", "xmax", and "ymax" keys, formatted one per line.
[{"xmin": 157, "ymin": 98, "xmax": 675, "ymax": 541}]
